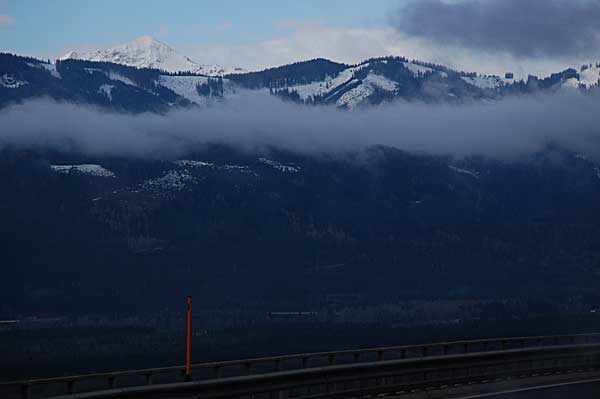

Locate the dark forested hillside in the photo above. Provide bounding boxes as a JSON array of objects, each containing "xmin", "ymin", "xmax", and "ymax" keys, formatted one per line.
[
  {"xmin": 226, "ymin": 58, "xmax": 349, "ymax": 89},
  {"xmin": 1, "ymin": 145, "xmax": 599, "ymax": 317}
]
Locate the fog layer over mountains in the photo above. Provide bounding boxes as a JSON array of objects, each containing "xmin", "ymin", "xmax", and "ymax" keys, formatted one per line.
[{"xmin": 1, "ymin": 91, "xmax": 599, "ymax": 160}]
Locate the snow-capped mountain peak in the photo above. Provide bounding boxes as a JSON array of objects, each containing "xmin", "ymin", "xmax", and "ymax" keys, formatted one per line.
[{"xmin": 60, "ymin": 36, "xmax": 237, "ymax": 76}]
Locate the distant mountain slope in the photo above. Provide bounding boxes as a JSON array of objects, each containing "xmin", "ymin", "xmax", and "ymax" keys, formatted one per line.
[
  {"xmin": 2, "ymin": 52, "xmax": 600, "ymax": 111},
  {"xmin": 0, "ymin": 53, "xmax": 232, "ymax": 111},
  {"xmin": 1, "ymin": 144, "xmax": 599, "ymax": 314},
  {"xmin": 61, "ymin": 36, "xmax": 244, "ymax": 76},
  {"xmin": 228, "ymin": 56, "xmax": 599, "ymax": 108}
]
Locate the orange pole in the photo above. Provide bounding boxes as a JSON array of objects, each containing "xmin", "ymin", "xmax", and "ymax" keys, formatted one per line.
[{"xmin": 186, "ymin": 295, "xmax": 192, "ymax": 381}]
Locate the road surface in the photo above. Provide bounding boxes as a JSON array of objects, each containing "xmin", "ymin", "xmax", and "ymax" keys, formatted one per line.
[{"xmin": 476, "ymin": 380, "xmax": 600, "ymax": 399}]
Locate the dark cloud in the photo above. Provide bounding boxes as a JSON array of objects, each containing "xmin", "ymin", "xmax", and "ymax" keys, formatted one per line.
[
  {"xmin": 393, "ymin": 0, "xmax": 600, "ymax": 58},
  {"xmin": 1, "ymin": 91, "xmax": 600, "ymax": 160}
]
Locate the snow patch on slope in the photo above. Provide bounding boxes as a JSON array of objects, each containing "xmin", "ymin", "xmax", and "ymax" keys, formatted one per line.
[
  {"xmin": 27, "ymin": 62, "xmax": 61, "ymax": 79},
  {"xmin": 143, "ymin": 170, "xmax": 195, "ymax": 191},
  {"xmin": 336, "ymin": 72, "xmax": 397, "ymax": 109},
  {"xmin": 286, "ymin": 63, "xmax": 370, "ymax": 101},
  {"xmin": 83, "ymin": 68, "xmax": 137, "ymax": 87},
  {"xmin": 449, "ymin": 165, "xmax": 480, "ymax": 179},
  {"xmin": 402, "ymin": 61, "xmax": 449, "ymax": 78},
  {"xmin": 40, "ymin": 63, "xmax": 62, "ymax": 79},
  {"xmin": 336, "ymin": 80, "xmax": 374, "ymax": 109},
  {"xmin": 173, "ymin": 160, "xmax": 258, "ymax": 176},
  {"xmin": 158, "ymin": 75, "xmax": 234, "ymax": 105},
  {"xmin": 107, "ymin": 71, "xmax": 137, "ymax": 86},
  {"xmin": 364, "ymin": 73, "xmax": 398, "ymax": 91},
  {"xmin": 258, "ymin": 158, "xmax": 300, "ymax": 173},
  {"xmin": 98, "ymin": 84, "xmax": 114, "ymax": 101},
  {"xmin": 158, "ymin": 75, "xmax": 209, "ymax": 103},
  {"xmin": 0, "ymin": 74, "xmax": 28, "ymax": 88},
  {"xmin": 51, "ymin": 164, "xmax": 116, "ymax": 178},
  {"xmin": 83, "ymin": 68, "xmax": 103, "ymax": 75},
  {"xmin": 404, "ymin": 62, "xmax": 434, "ymax": 77},
  {"xmin": 173, "ymin": 160, "xmax": 214, "ymax": 168},
  {"xmin": 461, "ymin": 75, "xmax": 509, "ymax": 90}
]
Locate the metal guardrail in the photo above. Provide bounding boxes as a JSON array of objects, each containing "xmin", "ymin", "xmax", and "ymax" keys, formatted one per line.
[
  {"xmin": 52, "ymin": 343, "xmax": 600, "ymax": 399},
  {"xmin": 2, "ymin": 333, "xmax": 600, "ymax": 399}
]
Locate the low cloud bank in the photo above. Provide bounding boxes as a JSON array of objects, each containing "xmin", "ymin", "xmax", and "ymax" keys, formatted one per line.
[{"xmin": 1, "ymin": 91, "xmax": 600, "ymax": 160}]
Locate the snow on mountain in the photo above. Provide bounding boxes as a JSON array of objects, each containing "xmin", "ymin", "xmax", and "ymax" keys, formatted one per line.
[
  {"xmin": 173, "ymin": 160, "xmax": 214, "ymax": 168},
  {"xmin": 576, "ymin": 64, "xmax": 600, "ymax": 88},
  {"xmin": 461, "ymin": 75, "xmax": 514, "ymax": 90},
  {"xmin": 51, "ymin": 164, "xmax": 116, "ymax": 177},
  {"xmin": 258, "ymin": 157, "xmax": 300, "ymax": 173},
  {"xmin": 39, "ymin": 63, "xmax": 62, "ymax": 79},
  {"xmin": 449, "ymin": 165, "xmax": 480, "ymax": 179},
  {"xmin": 98, "ymin": 84, "xmax": 114, "ymax": 101},
  {"xmin": 285, "ymin": 63, "xmax": 371, "ymax": 102},
  {"xmin": 143, "ymin": 170, "xmax": 195, "ymax": 192},
  {"xmin": 281, "ymin": 60, "xmax": 452, "ymax": 107},
  {"xmin": 0, "ymin": 74, "xmax": 28, "ymax": 88},
  {"xmin": 61, "ymin": 36, "xmax": 236, "ymax": 76},
  {"xmin": 336, "ymin": 72, "xmax": 398, "ymax": 109},
  {"xmin": 27, "ymin": 61, "xmax": 62, "ymax": 79},
  {"xmin": 106, "ymin": 70, "xmax": 137, "ymax": 86},
  {"xmin": 158, "ymin": 75, "xmax": 234, "ymax": 104},
  {"xmin": 171, "ymin": 159, "xmax": 260, "ymax": 178},
  {"xmin": 403, "ymin": 61, "xmax": 440, "ymax": 77}
]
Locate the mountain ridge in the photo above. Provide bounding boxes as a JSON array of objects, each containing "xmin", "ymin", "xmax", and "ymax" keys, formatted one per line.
[
  {"xmin": 60, "ymin": 36, "xmax": 245, "ymax": 76},
  {"xmin": 2, "ymin": 51, "xmax": 600, "ymax": 112}
]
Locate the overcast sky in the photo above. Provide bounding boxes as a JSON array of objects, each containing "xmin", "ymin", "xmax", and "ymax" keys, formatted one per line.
[{"xmin": 2, "ymin": 0, "xmax": 600, "ymax": 78}]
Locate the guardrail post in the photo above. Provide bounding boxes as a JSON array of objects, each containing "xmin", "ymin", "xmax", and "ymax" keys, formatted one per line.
[
  {"xmin": 108, "ymin": 376, "xmax": 117, "ymax": 389},
  {"xmin": 464, "ymin": 343, "xmax": 469, "ymax": 353},
  {"xmin": 529, "ymin": 359, "xmax": 534, "ymax": 374},
  {"xmin": 213, "ymin": 366, "xmax": 222, "ymax": 379},
  {"xmin": 145, "ymin": 373, "xmax": 153, "ymax": 385},
  {"xmin": 302, "ymin": 357, "xmax": 309, "ymax": 368},
  {"xmin": 501, "ymin": 340, "xmax": 507, "ymax": 350},
  {"xmin": 443, "ymin": 345, "xmax": 449, "ymax": 355},
  {"xmin": 353, "ymin": 353, "xmax": 360, "ymax": 363},
  {"xmin": 422, "ymin": 346, "xmax": 428, "ymax": 357},
  {"xmin": 401, "ymin": 349, "xmax": 406, "ymax": 359},
  {"xmin": 328, "ymin": 354, "xmax": 336, "ymax": 366},
  {"xmin": 377, "ymin": 350, "xmax": 384, "ymax": 361},
  {"xmin": 185, "ymin": 296, "xmax": 192, "ymax": 382},
  {"xmin": 21, "ymin": 384, "xmax": 30, "ymax": 399},
  {"xmin": 245, "ymin": 362, "xmax": 252, "ymax": 375},
  {"xmin": 67, "ymin": 380, "xmax": 76, "ymax": 394}
]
